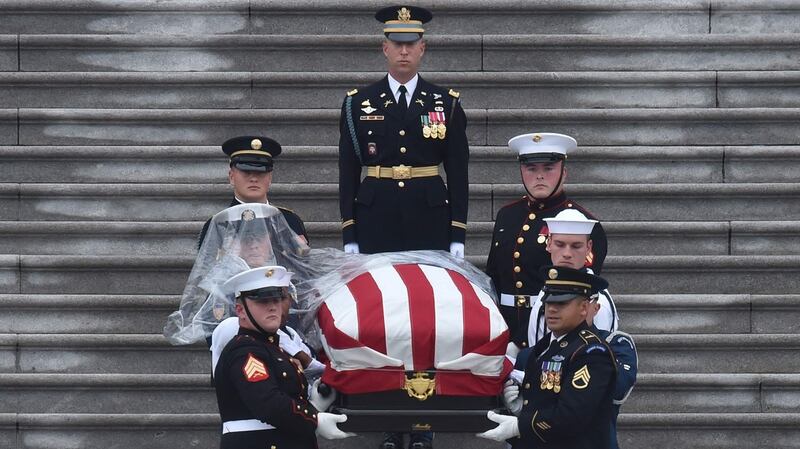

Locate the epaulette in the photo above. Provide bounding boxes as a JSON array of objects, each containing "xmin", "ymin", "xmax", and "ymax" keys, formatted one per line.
[
  {"xmin": 579, "ymin": 329, "xmax": 601, "ymax": 344},
  {"xmin": 347, "ymin": 88, "xmax": 358, "ymax": 96},
  {"xmin": 448, "ymin": 88, "xmax": 460, "ymax": 98}
]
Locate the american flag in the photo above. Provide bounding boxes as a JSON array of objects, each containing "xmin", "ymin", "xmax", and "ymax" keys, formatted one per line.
[{"xmin": 318, "ymin": 263, "xmax": 512, "ymax": 396}]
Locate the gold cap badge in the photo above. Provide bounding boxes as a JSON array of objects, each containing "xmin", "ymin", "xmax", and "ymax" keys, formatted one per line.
[
  {"xmin": 251, "ymin": 139, "xmax": 262, "ymax": 150},
  {"xmin": 265, "ymin": 269, "xmax": 274, "ymax": 278},
  {"xmin": 241, "ymin": 209, "xmax": 255, "ymax": 221},
  {"xmin": 533, "ymin": 134, "xmax": 542, "ymax": 143},
  {"xmin": 398, "ymin": 7, "xmax": 411, "ymax": 22}
]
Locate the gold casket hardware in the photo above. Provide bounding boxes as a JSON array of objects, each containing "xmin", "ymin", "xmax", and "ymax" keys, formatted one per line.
[{"xmin": 404, "ymin": 372, "xmax": 436, "ymax": 401}]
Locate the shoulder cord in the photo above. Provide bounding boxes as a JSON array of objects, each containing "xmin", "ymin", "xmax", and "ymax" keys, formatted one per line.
[{"xmin": 345, "ymin": 96, "xmax": 363, "ymax": 165}]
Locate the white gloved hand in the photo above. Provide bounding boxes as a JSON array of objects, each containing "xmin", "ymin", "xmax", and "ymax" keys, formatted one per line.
[
  {"xmin": 509, "ymin": 369, "xmax": 525, "ymax": 384},
  {"xmin": 449, "ymin": 242, "xmax": 465, "ymax": 258},
  {"xmin": 476, "ymin": 411, "xmax": 520, "ymax": 442},
  {"xmin": 278, "ymin": 333, "xmax": 303, "ymax": 357},
  {"xmin": 316, "ymin": 412, "xmax": 356, "ymax": 440},
  {"xmin": 309, "ymin": 379, "xmax": 336, "ymax": 412},
  {"xmin": 502, "ymin": 379, "xmax": 523, "ymax": 415},
  {"xmin": 344, "ymin": 243, "xmax": 360, "ymax": 254}
]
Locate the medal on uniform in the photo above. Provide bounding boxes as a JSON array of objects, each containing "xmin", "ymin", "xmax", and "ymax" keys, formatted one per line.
[
  {"xmin": 437, "ymin": 122, "xmax": 447, "ymax": 139},
  {"xmin": 540, "ymin": 371, "xmax": 548, "ymax": 390},
  {"xmin": 421, "ymin": 116, "xmax": 431, "ymax": 138},
  {"xmin": 553, "ymin": 371, "xmax": 562, "ymax": 393}
]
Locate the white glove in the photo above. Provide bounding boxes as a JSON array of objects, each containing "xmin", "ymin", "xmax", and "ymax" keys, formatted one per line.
[
  {"xmin": 502, "ymin": 379, "xmax": 523, "ymax": 415},
  {"xmin": 476, "ymin": 411, "xmax": 520, "ymax": 442},
  {"xmin": 316, "ymin": 412, "xmax": 356, "ymax": 440},
  {"xmin": 309, "ymin": 379, "xmax": 336, "ymax": 412},
  {"xmin": 508, "ymin": 369, "xmax": 525, "ymax": 384},
  {"xmin": 278, "ymin": 333, "xmax": 303, "ymax": 357},
  {"xmin": 449, "ymin": 242, "xmax": 465, "ymax": 258},
  {"xmin": 344, "ymin": 243, "xmax": 360, "ymax": 254}
]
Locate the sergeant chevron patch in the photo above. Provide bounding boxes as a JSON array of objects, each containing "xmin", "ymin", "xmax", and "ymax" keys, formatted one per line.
[
  {"xmin": 572, "ymin": 365, "xmax": 591, "ymax": 389},
  {"xmin": 243, "ymin": 353, "xmax": 269, "ymax": 382}
]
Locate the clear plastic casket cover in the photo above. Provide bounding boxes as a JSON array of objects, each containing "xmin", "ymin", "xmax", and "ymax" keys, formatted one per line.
[{"xmin": 164, "ymin": 203, "xmax": 497, "ymax": 347}]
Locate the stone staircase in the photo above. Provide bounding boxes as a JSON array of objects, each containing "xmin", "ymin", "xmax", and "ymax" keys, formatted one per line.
[{"xmin": 1, "ymin": 1, "xmax": 800, "ymax": 448}]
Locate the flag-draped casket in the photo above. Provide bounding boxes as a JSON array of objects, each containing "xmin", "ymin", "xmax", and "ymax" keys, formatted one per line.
[{"xmin": 317, "ymin": 263, "xmax": 512, "ymax": 397}]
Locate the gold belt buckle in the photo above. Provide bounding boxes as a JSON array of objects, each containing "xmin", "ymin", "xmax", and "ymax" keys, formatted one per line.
[
  {"xmin": 516, "ymin": 295, "xmax": 530, "ymax": 308},
  {"xmin": 393, "ymin": 165, "xmax": 412, "ymax": 179}
]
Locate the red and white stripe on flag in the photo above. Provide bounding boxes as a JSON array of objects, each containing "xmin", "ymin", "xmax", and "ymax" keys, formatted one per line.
[{"xmin": 318, "ymin": 264, "xmax": 511, "ymax": 395}]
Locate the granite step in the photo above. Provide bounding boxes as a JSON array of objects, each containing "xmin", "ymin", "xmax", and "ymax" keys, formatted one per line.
[
  {"xmin": 2, "ymin": 254, "xmax": 799, "ymax": 295},
  {"xmin": 7, "ymin": 108, "xmax": 800, "ymax": 147},
  {"xmin": 4, "ymin": 372, "xmax": 798, "ymax": 414},
  {"xmin": 12, "ymin": 34, "xmax": 800, "ymax": 73},
  {"xmin": 4, "ymin": 182, "xmax": 800, "ymax": 223}
]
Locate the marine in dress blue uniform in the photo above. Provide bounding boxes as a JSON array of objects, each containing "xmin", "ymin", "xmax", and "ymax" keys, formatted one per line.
[
  {"xmin": 486, "ymin": 133, "xmax": 608, "ymax": 350},
  {"xmin": 338, "ymin": 5, "xmax": 469, "ymax": 256},
  {"xmin": 198, "ymin": 136, "xmax": 308, "ymax": 249},
  {"xmin": 478, "ymin": 266, "xmax": 616, "ymax": 449},
  {"xmin": 214, "ymin": 266, "xmax": 351, "ymax": 449}
]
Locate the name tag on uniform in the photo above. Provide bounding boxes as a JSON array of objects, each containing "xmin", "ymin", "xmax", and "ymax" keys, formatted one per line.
[{"xmin": 360, "ymin": 115, "xmax": 384, "ymax": 121}]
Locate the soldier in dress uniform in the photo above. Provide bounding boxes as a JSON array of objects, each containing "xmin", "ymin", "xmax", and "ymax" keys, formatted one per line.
[
  {"xmin": 486, "ymin": 133, "xmax": 608, "ymax": 351},
  {"xmin": 214, "ymin": 266, "xmax": 353, "ymax": 448},
  {"xmin": 198, "ymin": 136, "xmax": 308, "ymax": 249},
  {"xmin": 478, "ymin": 266, "xmax": 616, "ymax": 449},
  {"xmin": 338, "ymin": 5, "xmax": 469, "ymax": 258}
]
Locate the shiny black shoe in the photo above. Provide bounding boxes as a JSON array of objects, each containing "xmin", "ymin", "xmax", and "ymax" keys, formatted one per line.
[
  {"xmin": 380, "ymin": 432, "xmax": 403, "ymax": 449},
  {"xmin": 409, "ymin": 442, "xmax": 433, "ymax": 449}
]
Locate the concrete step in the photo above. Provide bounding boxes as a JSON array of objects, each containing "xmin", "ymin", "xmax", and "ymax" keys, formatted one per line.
[
  {"xmin": 2, "ymin": 331, "xmax": 800, "ymax": 375},
  {"xmin": 2, "ymin": 291, "xmax": 797, "ymax": 335},
  {"xmin": 0, "ymin": 373, "xmax": 214, "ymax": 414},
  {"xmin": 7, "ymin": 372, "xmax": 799, "ymax": 415},
  {"xmin": 0, "ymin": 334, "xmax": 207, "ymax": 374},
  {"xmin": 0, "ymin": 412, "xmax": 798, "ymax": 449},
  {"xmin": 17, "ymin": 34, "xmax": 481, "ymax": 72},
  {"xmin": 2, "ymin": 254, "xmax": 799, "ymax": 295},
  {"xmin": 0, "ymin": 294, "xmax": 179, "ymax": 334},
  {"xmin": 627, "ymin": 373, "xmax": 800, "ymax": 414},
  {"xmin": 7, "ymin": 219, "xmax": 799, "ymax": 257},
  {"xmin": 6, "ymin": 71, "xmax": 800, "ymax": 109},
  {"xmin": 0, "ymin": 0, "xmax": 711, "ymax": 36},
  {"xmin": 618, "ymin": 413, "xmax": 800, "ymax": 449},
  {"xmin": 11, "ymin": 34, "xmax": 800, "ymax": 73},
  {"xmin": 636, "ymin": 334, "xmax": 800, "ymax": 374},
  {"xmin": 4, "ymin": 1, "xmax": 800, "ymax": 36},
  {"xmin": 8, "ymin": 108, "xmax": 800, "ymax": 147},
  {"xmin": 0, "ymin": 220, "xmax": 745, "ymax": 256},
  {"xmin": 0, "ymin": 70, "xmax": 722, "ymax": 109},
  {"xmin": 3, "ymin": 144, "xmax": 799, "ymax": 184},
  {"xmin": 616, "ymin": 294, "xmax": 800, "ymax": 335},
  {"xmin": 4, "ymin": 182, "xmax": 800, "ymax": 223}
]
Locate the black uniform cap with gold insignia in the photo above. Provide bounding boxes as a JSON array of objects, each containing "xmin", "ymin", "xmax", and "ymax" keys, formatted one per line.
[
  {"xmin": 540, "ymin": 266, "xmax": 608, "ymax": 303},
  {"xmin": 375, "ymin": 5, "xmax": 432, "ymax": 42},
  {"xmin": 222, "ymin": 136, "xmax": 282, "ymax": 173}
]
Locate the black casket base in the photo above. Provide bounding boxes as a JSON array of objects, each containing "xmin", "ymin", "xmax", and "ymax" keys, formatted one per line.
[{"xmin": 332, "ymin": 389, "xmax": 504, "ymax": 433}]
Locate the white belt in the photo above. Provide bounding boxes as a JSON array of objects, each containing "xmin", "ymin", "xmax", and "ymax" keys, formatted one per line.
[
  {"xmin": 222, "ymin": 419, "xmax": 276, "ymax": 434},
  {"xmin": 500, "ymin": 293, "xmax": 533, "ymax": 308}
]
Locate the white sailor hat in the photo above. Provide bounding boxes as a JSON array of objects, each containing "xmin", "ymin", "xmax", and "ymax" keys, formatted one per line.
[
  {"xmin": 223, "ymin": 266, "xmax": 293, "ymax": 301},
  {"xmin": 508, "ymin": 132, "xmax": 577, "ymax": 164},
  {"xmin": 543, "ymin": 209, "xmax": 598, "ymax": 235}
]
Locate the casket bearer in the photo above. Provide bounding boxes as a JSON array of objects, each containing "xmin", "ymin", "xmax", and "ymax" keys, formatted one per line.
[
  {"xmin": 478, "ymin": 266, "xmax": 616, "ymax": 449},
  {"xmin": 214, "ymin": 266, "xmax": 353, "ymax": 448}
]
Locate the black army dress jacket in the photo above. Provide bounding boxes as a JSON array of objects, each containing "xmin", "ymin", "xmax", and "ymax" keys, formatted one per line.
[
  {"xmin": 338, "ymin": 75, "xmax": 469, "ymax": 253},
  {"xmin": 197, "ymin": 198, "xmax": 308, "ymax": 249},
  {"xmin": 486, "ymin": 191, "xmax": 607, "ymax": 347},
  {"xmin": 215, "ymin": 327, "xmax": 319, "ymax": 449},
  {"xmin": 513, "ymin": 322, "xmax": 616, "ymax": 449}
]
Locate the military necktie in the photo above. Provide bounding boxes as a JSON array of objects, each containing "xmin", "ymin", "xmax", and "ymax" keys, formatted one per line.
[{"xmin": 398, "ymin": 85, "xmax": 408, "ymax": 117}]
